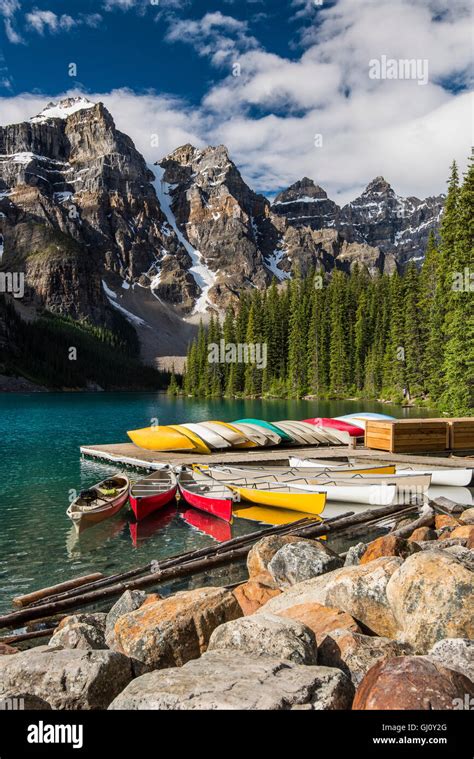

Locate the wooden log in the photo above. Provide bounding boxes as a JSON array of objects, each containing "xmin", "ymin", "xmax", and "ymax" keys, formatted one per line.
[
  {"xmin": 12, "ymin": 573, "xmax": 104, "ymax": 608},
  {"xmin": 389, "ymin": 507, "xmax": 435, "ymax": 538},
  {"xmin": 0, "ymin": 501, "xmax": 418, "ymax": 631},
  {"xmin": 30, "ymin": 516, "xmax": 319, "ymax": 608},
  {"xmin": 0, "ymin": 627, "xmax": 55, "ymax": 645},
  {"xmin": 429, "ymin": 496, "xmax": 465, "ymax": 515}
]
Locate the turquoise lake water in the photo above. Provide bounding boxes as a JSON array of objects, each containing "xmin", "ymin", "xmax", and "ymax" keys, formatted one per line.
[{"xmin": 0, "ymin": 393, "xmax": 436, "ymax": 615}]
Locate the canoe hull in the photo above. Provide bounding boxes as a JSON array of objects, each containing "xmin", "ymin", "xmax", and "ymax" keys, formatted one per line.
[
  {"xmin": 127, "ymin": 426, "xmax": 195, "ymax": 451},
  {"xmin": 178, "ymin": 484, "xmax": 233, "ymax": 522},
  {"xmin": 303, "ymin": 418, "xmax": 364, "ymax": 437},
  {"xmin": 130, "ymin": 486, "xmax": 178, "ymax": 521},
  {"xmin": 289, "ymin": 456, "xmax": 396, "ymax": 475},
  {"xmin": 230, "ymin": 486, "xmax": 326, "ymax": 515}
]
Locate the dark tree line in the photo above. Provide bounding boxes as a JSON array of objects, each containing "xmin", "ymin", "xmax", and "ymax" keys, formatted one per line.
[{"xmin": 183, "ymin": 157, "xmax": 473, "ymax": 415}]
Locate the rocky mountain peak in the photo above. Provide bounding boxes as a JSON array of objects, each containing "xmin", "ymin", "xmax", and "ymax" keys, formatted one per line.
[
  {"xmin": 363, "ymin": 176, "xmax": 394, "ymax": 196},
  {"xmin": 273, "ymin": 177, "xmax": 329, "ymax": 205},
  {"xmin": 30, "ymin": 96, "xmax": 97, "ymax": 124}
]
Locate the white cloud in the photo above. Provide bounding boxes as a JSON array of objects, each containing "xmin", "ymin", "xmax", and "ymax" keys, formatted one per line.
[
  {"xmin": 1, "ymin": 0, "xmax": 24, "ymax": 43},
  {"xmin": 0, "ymin": 0, "xmax": 472, "ymax": 206},
  {"xmin": 164, "ymin": 11, "xmax": 260, "ymax": 66},
  {"xmin": 25, "ymin": 10, "xmax": 102, "ymax": 35}
]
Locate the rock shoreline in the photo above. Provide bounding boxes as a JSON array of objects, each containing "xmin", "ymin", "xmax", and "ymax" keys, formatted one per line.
[{"xmin": 1, "ymin": 507, "xmax": 473, "ymax": 710}]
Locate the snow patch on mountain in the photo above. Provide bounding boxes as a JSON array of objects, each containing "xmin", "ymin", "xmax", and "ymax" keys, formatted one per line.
[
  {"xmin": 31, "ymin": 97, "xmax": 96, "ymax": 123},
  {"xmin": 151, "ymin": 163, "xmax": 217, "ymax": 315}
]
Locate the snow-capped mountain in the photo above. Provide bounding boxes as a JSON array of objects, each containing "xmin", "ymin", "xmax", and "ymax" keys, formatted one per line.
[{"xmin": 0, "ymin": 97, "xmax": 445, "ymax": 354}]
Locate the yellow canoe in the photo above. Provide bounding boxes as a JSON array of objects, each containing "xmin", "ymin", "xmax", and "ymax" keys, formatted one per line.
[
  {"xmin": 230, "ymin": 485, "xmax": 326, "ymax": 515},
  {"xmin": 209, "ymin": 421, "xmax": 258, "ymax": 448},
  {"xmin": 168, "ymin": 425, "xmax": 212, "ymax": 455},
  {"xmin": 127, "ymin": 425, "xmax": 196, "ymax": 451}
]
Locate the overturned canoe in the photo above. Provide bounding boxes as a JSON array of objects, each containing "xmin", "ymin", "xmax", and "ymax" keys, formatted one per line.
[
  {"xmin": 168, "ymin": 425, "xmax": 212, "ymax": 455},
  {"xmin": 230, "ymin": 422, "xmax": 273, "ymax": 447},
  {"xmin": 180, "ymin": 422, "xmax": 231, "ymax": 450},
  {"xmin": 235, "ymin": 419, "xmax": 293, "ymax": 442},
  {"xmin": 128, "ymin": 425, "xmax": 196, "ymax": 452},
  {"xmin": 303, "ymin": 418, "xmax": 364, "ymax": 437},
  {"xmin": 208, "ymin": 421, "xmax": 257, "ymax": 448}
]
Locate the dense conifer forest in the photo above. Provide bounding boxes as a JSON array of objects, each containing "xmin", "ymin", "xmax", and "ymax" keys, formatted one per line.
[{"xmin": 183, "ymin": 158, "xmax": 473, "ymax": 415}]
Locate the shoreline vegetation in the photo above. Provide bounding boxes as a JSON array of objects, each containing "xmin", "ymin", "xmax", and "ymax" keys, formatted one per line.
[{"xmin": 181, "ymin": 159, "xmax": 473, "ymax": 417}]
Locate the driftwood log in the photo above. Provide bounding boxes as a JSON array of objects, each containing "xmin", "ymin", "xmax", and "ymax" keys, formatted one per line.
[{"xmin": 12, "ymin": 573, "xmax": 104, "ymax": 608}]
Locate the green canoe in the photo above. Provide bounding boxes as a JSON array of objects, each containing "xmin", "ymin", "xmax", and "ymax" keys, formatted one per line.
[{"xmin": 234, "ymin": 418, "xmax": 293, "ymax": 442}]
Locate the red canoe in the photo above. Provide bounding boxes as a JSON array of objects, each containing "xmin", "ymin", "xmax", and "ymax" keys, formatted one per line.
[
  {"xmin": 178, "ymin": 469, "xmax": 235, "ymax": 523},
  {"xmin": 129, "ymin": 469, "xmax": 178, "ymax": 522},
  {"xmin": 180, "ymin": 508, "xmax": 232, "ymax": 542},
  {"xmin": 303, "ymin": 418, "xmax": 364, "ymax": 437},
  {"xmin": 129, "ymin": 505, "xmax": 176, "ymax": 547}
]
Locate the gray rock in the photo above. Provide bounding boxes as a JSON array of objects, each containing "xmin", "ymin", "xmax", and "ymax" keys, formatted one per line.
[
  {"xmin": 428, "ymin": 639, "xmax": 474, "ymax": 683},
  {"xmin": 109, "ymin": 650, "xmax": 354, "ymax": 710},
  {"xmin": 442, "ymin": 546, "xmax": 474, "ymax": 571},
  {"xmin": 0, "ymin": 645, "xmax": 134, "ymax": 710},
  {"xmin": 344, "ymin": 543, "xmax": 367, "ymax": 566},
  {"xmin": 105, "ymin": 590, "xmax": 148, "ymax": 648},
  {"xmin": 318, "ymin": 628, "xmax": 412, "ymax": 686},
  {"xmin": 268, "ymin": 541, "xmax": 343, "ymax": 588},
  {"xmin": 49, "ymin": 622, "xmax": 107, "ymax": 651},
  {"xmin": 208, "ymin": 613, "xmax": 317, "ymax": 665}
]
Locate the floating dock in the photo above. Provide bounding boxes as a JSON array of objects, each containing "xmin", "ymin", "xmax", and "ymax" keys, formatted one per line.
[{"xmin": 80, "ymin": 441, "xmax": 474, "ymax": 471}]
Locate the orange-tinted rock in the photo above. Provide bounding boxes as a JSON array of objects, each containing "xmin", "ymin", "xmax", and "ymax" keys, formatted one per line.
[
  {"xmin": 437, "ymin": 528, "xmax": 455, "ymax": 541},
  {"xmin": 360, "ymin": 535, "xmax": 416, "ymax": 564},
  {"xmin": 408, "ymin": 526, "xmax": 437, "ymax": 543},
  {"xmin": 435, "ymin": 515, "xmax": 459, "ymax": 530},
  {"xmin": 247, "ymin": 535, "xmax": 314, "ymax": 586},
  {"xmin": 353, "ymin": 656, "xmax": 474, "ymax": 710},
  {"xmin": 0, "ymin": 643, "xmax": 19, "ymax": 655},
  {"xmin": 450, "ymin": 525, "xmax": 474, "ymax": 549},
  {"xmin": 113, "ymin": 586, "xmax": 242, "ymax": 669},
  {"xmin": 140, "ymin": 594, "xmax": 162, "ymax": 607},
  {"xmin": 233, "ymin": 581, "xmax": 281, "ymax": 616},
  {"xmin": 275, "ymin": 602, "xmax": 361, "ymax": 644},
  {"xmin": 459, "ymin": 507, "xmax": 474, "ymax": 525}
]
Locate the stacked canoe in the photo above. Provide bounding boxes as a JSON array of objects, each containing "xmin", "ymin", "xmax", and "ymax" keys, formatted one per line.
[{"xmin": 127, "ymin": 413, "xmax": 394, "ymax": 454}]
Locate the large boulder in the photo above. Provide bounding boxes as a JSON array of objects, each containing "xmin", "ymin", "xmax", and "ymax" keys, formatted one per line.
[
  {"xmin": 49, "ymin": 612, "xmax": 108, "ymax": 650},
  {"xmin": 427, "ymin": 639, "xmax": 474, "ymax": 683},
  {"xmin": 105, "ymin": 590, "xmax": 148, "ymax": 648},
  {"xmin": 0, "ymin": 645, "xmax": 134, "ymax": 710},
  {"xmin": 268, "ymin": 541, "xmax": 343, "ymax": 588},
  {"xmin": 113, "ymin": 587, "xmax": 242, "ymax": 669},
  {"xmin": 246, "ymin": 535, "xmax": 315, "ymax": 585},
  {"xmin": 233, "ymin": 580, "xmax": 281, "ymax": 615},
  {"xmin": 260, "ymin": 557, "xmax": 403, "ymax": 637},
  {"xmin": 109, "ymin": 650, "xmax": 354, "ymax": 710},
  {"xmin": 435, "ymin": 514, "xmax": 459, "ymax": 530},
  {"xmin": 208, "ymin": 613, "xmax": 317, "ymax": 665},
  {"xmin": 275, "ymin": 603, "xmax": 361, "ymax": 645},
  {"xmin": 318, "ymin": 629, "xmax": 411, "ymax": 686},
  {"xmin": 353, "ymin": 656, "xmax": 474, "ymax": 710},
  {"xmin": 386, "ymin": 550, "xmax": 474, "ymax": 652}
]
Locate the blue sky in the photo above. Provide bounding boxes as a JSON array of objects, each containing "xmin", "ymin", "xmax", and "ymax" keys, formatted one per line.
[{"xmin": 0, "ymin": 0, "xmax": 472, "ymax": 203}]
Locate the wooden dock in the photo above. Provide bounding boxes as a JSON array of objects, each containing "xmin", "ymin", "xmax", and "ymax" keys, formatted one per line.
[{"xmin": 80, "ymin": 441, "xmax": 474, "ymax": 471}]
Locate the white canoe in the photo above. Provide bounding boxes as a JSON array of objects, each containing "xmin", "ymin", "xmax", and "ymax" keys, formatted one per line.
[
  {"xmin": 234, "ymin": 422, "xmax": 281, "ymax": 445},
  {"xmin": 200, "ymin": 421, "xmax": 247, "ymax": 446},
  {"xmin": 231, "ymin": 422, "xmax": 272, "ymax": 446},
  {"xmin": 398, "ymin": 467, "xmax": 473, "ymax": 487},
  {"xmin": 202, "ymin": 467, "xmax": 397, "ymax": 505},
  {"xmin": 180, "ymin": 422, "xmax": 231, "ymax": 450},
  {"xmin": 428, "ymin": 486, "xmax": 473, "ymax": 506}
]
